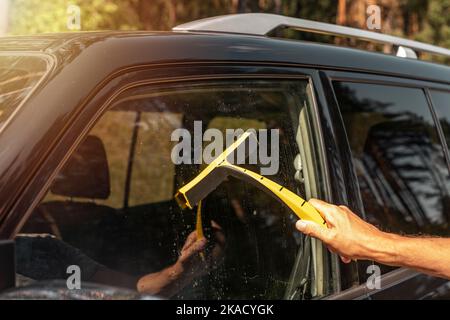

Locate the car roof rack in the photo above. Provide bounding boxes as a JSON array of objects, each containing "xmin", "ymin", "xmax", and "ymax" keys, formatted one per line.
[{"xmin": 173, "ymin": 13, "xmax": 450, "ymax": 60}]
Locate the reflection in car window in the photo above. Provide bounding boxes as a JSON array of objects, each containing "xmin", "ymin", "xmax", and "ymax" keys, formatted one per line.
[
  {"xmin": 431, "ymin": 90, "xmax": 450, "ymax": 151},
  {"xmin": 334, "ymin": 82, "xmax": 450, "ymax": 277},
  {"xmin": 19, "ymin": 80, "xmax": 329, "ymax": 299},
  {"xmin": 334, "ymin": 82, "xmax": 450, "ymax": 235},
  {"xmin": 0, "ymin": 55, "xmax": 48, "ymax": 131},
  {"xmin": 335, "ymin": 83, "xmax": 450, "ymax": 234}
]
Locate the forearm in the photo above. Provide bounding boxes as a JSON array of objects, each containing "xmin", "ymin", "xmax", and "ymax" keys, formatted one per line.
[
  {"xmin": 365, "ymin": 232, "xmax": 450, "ymax": 279},
  {"xmin": 91, "ymin": 267, "xmax": 140, "ymax": 290},
  {"xmin": 136, "ymin": 262, "xmax": 192, "ymax": 297},
  {"xmin": 298, "ymin": 199, "xmax": 450, "ymax": 280},
  {"xmin": 91, "ymin": 264, "xmax": 189, "ymax": 298}
]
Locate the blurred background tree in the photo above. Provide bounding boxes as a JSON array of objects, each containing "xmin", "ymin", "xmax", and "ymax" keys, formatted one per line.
[
  {"xmin": 9, "ymin": 0, "xmax": 140, "ymax": 33},
  {"xmin": 3, "ymin": 0, "xmax": 449, "ymax": 61}
]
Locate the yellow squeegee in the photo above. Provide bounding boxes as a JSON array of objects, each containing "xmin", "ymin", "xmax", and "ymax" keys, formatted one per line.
[{"xmin": 175, "ymin": 132, "xmax": 326, "ymax": 237}]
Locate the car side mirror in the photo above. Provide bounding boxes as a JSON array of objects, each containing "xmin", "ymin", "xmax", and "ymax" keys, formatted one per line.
[{"xmin": 0, "ymin": 240, "xmax": 15, "ymax": 292}]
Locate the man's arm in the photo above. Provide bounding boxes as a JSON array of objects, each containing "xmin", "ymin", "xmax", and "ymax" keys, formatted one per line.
[
  {"xmin": 90, "ymin": 235, "xmax": 208, "ymax": 297},
  {"xmin": 92, "ymin": 222, "xmax": 225, "ymax": 297},
  {"xmin": 136, "ymin": 221, "xmax": 225, "ymax": 296},
  {"xmin": 295, "ymin": 199, "xmax": 450, "ymax": 280},
  {"xmin": 135, "ymin": 233, "xmax": 208, "ymax": 297}
]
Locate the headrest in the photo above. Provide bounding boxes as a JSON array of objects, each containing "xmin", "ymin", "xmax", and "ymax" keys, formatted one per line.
[{"xmin": 51, "ymin": 135, "xmax": 110, "ymax": 199}]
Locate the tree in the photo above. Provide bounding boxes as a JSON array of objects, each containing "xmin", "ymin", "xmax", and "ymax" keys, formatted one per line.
[
  {"xmin": 7, "ymin": 0, "xmax": 449, "ymax": 65},
  {"xmin": 417, "ymin": 0, "xmax": 450, "ymax": 63},
  {"xmin": 9, "ymin": 0, "xmax": 139, "ymax": 34}
]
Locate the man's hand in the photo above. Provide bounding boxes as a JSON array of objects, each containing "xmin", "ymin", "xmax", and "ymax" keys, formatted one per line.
[
  {"xmin": 295, "ymin": 198, "xmax": 450, "ymax": 280},
  {"xmin": 295, "ymin": 198, "xmax": 386, "ymax": 263},
  {"xmin": 175, "ymin": 221, "xmax": 226, "ymax": 278},
  {"xmin": 137, "ymin": 221, "xmax": 225, "ymax": 297}
]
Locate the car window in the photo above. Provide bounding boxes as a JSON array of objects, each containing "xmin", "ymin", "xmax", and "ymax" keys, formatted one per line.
[
  {"xmin": 430, "ymin": 90, "xmax": 450, "ymax": 150},
  {"xmin": 45, "ymin": 110, "xmax": 183, "ymax": 209},
  {"xmin": 19, "ymin": 79, "xmax": 330, "ymax": 299},
  {"xmin": 0, "ymin": 55, "xmax": 48, "ymax": 131},
  {"xmin": 333, "ymin": 81, "xmax": 450, "ymax": 275}
]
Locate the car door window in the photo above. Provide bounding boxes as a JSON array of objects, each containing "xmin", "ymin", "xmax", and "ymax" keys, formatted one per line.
[
  {"xmin": 19, "ymin": 79, "xmax": 329, "ymax": 299},
  {"xmin": 333, "ymin": 81, "xmax": 450, "ymax": 275},
  {"xmin": 430, "ymin": 90, "xmax": 450, "ymax": 150}
]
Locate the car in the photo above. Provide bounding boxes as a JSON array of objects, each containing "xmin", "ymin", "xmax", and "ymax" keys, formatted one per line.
[{"xmin": 0, "ymin": 13, "xmax": 449, "ymax": 300}]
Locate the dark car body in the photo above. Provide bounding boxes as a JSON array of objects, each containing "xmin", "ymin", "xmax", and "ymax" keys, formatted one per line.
[{"xmin": 1, "ymin": 30, "xmax": 450, "ymax": 299}]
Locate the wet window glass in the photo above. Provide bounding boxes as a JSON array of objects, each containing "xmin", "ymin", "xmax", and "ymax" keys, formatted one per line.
[
  {"xmin": 0, "ymin": 56, "xmax": 48, "ymax": 130},
  {"xmin": 334, "ymin": 82, "xmax": 450, "ymax": 236},
  {"xmin": 19, "ymin": 80, "xmax": 330, "ymax": 299}
]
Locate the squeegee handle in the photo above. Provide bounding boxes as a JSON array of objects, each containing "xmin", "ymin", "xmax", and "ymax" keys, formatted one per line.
[{"xmin": 222, "ymin": 162, "xmax": 327, "ymax": 227}]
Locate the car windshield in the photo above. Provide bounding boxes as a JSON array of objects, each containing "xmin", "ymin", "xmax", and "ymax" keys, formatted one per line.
[{"xmin": 0, "ymin": 55, "xmax": 48, "ymax": 131}]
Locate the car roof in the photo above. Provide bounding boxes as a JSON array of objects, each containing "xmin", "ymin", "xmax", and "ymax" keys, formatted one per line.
[{"xmin": 1, "ymin": 31, "xmax": 450, "ymax": 85}]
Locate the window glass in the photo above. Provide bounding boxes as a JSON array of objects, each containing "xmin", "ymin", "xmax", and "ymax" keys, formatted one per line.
[
  {"xmin": 334, "ymin": 82, "xmax": 450, "ymax": 237},
  {"xmin": 431, "ymin": 90, "xmax": 450, "ymax": 150},
  {"xmin": 19, "ymin": 80, "xmax": 327, "ymax": 299},
  {"xmin": 0, "ymin": 55, "xmax": 48, "ymax": 130}
]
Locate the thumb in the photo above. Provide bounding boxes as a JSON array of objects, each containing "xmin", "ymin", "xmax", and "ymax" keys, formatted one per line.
[
  {"xmin": 296, "ymin": 220, "xmax": 330, "ymax": 243},
  {"xmin": 182, "ymin": 238, "xmax": 207, "ymax": 259}
]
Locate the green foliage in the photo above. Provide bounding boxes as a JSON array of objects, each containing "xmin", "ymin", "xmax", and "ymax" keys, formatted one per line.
[
  {"xmin": 417, "ymin": 0, "xmax": 450, "ymax": 63},
  {"xmin": 7, "ymin": 0, "xmax": 449, "ymax": 64},
  {"xmin": 10, "ymin": 0, "xmax": 140, "ymax": 34},
  {"xmin": 10, "ymin": 0, "xmax": 69, "ymax": 34}
]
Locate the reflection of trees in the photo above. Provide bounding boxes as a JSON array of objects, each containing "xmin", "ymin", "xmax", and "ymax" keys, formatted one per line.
[
  {"xmin": 440, "ymin": 120, "xmax": 450, "ymax": 148},
  {"xmin": 333, "ymin": 82, "xmax": 392, "ymax": 114},
  {"xmin": 335, "ymin": 82, "xmax": 450, "ymax": 236},
  {"xmin": 362, "ymin": 122, "xmax": 449, "ymax": 234}
]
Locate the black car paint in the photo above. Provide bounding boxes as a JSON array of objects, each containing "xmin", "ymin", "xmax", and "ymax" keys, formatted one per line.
[{"xmin": 1, "ymin": 31, "xmax": 450, "ymax": 299}]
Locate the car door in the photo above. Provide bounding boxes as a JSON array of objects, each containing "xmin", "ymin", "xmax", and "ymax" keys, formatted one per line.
[
  {"xmin": 322, "ymin": 70, "xmax": 450, "ymax": 299},
  {"xmin": 13, "ymin": 65, "xmax": 339, "ymax": 299}
]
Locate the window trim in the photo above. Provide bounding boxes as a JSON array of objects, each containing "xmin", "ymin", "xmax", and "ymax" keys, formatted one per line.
[
  {"xmin": 326, "ymin": 70, "xmax": 450, "ymax": 92},
  {"xmin": 325, "ymin": 267, "xmax": 420, "ymax": 300}
]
